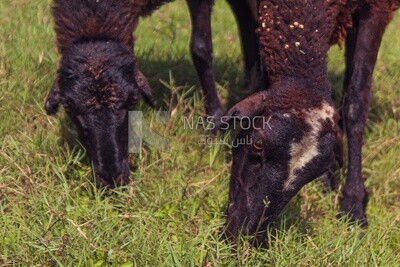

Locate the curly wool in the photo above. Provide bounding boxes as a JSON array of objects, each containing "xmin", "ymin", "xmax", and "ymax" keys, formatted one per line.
[
  {"xmin": 52, "ymin": 0, "xmax": 173, "ymax": 54},
  {"xmin": 257, "ymin": 0, "xmax": 399, "ymax": 89}
]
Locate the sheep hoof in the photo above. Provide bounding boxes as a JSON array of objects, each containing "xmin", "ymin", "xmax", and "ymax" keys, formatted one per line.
[{"xmin": 339, "ymin": 185, "xmax": 369, "ymax": 228}]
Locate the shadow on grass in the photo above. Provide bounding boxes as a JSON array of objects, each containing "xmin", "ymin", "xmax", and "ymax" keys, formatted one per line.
[
  {"xmin": 268, "ymin": 195, "xmax": 312, "ymax": 239},
  {"xmin": 137, "ymin": 53, "xmax": 251, "ymax": 110}
]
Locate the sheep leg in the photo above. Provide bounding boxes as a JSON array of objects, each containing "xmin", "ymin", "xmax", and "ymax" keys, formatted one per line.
[
  {"xmin": 186, "ymin": 0, "xmax": 223, "ymax": 122},
  {"xmin": 341, "ymin": 4, "xmax": 393, "ymax": 227},
  {"xmin": 338, "ymin": 23, "xmax": 358, "ymax": 131},
  {"xmin": 226, "ymin": 0, "xmax": 265, "ymax": 91}
]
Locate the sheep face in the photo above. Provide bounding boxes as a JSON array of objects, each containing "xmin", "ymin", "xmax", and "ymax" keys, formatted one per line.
[
  {"xmin": 45, "ymin": 40, "xmax": 154, "ymax": 187},
  {"xmin": 224, "ymin": 91, "xmax": 341, "ymax": 241}
]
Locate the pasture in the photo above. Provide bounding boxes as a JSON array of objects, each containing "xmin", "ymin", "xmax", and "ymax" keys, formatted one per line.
[{"xmin": 0, "ymin": 0, "xmax": 399, "ymax": 265}]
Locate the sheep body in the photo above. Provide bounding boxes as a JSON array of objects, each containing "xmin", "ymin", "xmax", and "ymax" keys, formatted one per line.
[
  {"xmin": 258, "ymin": 0, "xmax": 337, "ymax": 90},
  {"xmin": 258, "ymin": 0, "xmax": 399, "ymax": 88},
  {"xmin": 52, "ymin": 0, "xmax": 173, "ymax": 54}
]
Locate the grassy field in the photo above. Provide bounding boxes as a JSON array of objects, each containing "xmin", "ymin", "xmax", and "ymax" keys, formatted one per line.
[{"xmin": 1, "ymin": 0, "xmax": 400, "ymax": 266}]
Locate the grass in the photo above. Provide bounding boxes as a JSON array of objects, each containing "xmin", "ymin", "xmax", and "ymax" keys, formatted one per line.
[{"xmin": 0, "ymin": 0, "xmax": 399, "ymax": 266}]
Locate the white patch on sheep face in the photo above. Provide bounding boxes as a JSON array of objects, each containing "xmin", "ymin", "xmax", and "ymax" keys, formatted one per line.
[{"xmin": 283, "ymin": 101, "xmax": 335, "ymax": 191}]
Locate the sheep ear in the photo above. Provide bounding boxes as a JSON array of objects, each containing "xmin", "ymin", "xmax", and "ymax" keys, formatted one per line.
[
  {"xmin": 44, "ymin": 78, "xmax": 61, "ymax": 115},
  {"xmin": 134, "ymin": 69, "xmax": 155, "ymax": 108},
  {"xmin": 224, "ymin": 91, "xmax": 269, "ymax": 120}
]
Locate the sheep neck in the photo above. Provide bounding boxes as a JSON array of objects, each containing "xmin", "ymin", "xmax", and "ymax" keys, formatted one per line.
[{"xmin": 258, "ymin": 0, "xmax": 343, "ymax": 97}]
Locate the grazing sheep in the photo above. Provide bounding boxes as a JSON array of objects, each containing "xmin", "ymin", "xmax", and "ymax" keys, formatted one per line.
[
  {"xmin": 224, "ymin": 0, "xmax": 399, "ymax": 241},
  {"xmin": 44, "ymin": 0, "xmax": 262, "ymax": 186},
  {"xmin": 44, "ymin": 0, "xmax": 162, "ymax": 187}
]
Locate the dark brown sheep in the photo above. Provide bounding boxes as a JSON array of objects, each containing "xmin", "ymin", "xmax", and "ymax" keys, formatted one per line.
[
  {"xmin": 224, "ymin": 0, "xmax": 399, "ymax": 242},
  {"xmin": 45, "ymin": 0, "xmax": 167, "ymax": 187}
]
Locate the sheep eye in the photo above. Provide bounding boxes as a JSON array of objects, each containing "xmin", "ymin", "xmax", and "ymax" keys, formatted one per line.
[{"xmin": 252, "ymin": 142, "xmax": 263, "ymax": 151}]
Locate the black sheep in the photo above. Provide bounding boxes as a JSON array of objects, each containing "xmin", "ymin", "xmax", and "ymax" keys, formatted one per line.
[
  {"xmin": 45, "ymin": 0, "xmax": 164, "ymax": 187},
  {"xmin": 224, "ymin": 0, "xmax": 399, "ymax": 241}
]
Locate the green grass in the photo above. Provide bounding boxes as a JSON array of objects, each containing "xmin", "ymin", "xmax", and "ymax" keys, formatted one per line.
[{"xmin": 1, "ymin": 0, "xmax": 399, "ymax": 266}]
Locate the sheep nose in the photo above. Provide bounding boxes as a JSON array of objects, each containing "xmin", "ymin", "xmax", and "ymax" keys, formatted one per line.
[{"xmin": 95, "ymin": 161, "xmax": 130, "ymax": 187}]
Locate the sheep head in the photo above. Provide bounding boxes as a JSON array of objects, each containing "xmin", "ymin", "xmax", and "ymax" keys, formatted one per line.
[
  {"xmin": 45, "ymin": 39, "xmax": 154, "ymax": 187},
  {"xmin": 224, "ymin": 88, "xmax": 342, "ymax": 241}
]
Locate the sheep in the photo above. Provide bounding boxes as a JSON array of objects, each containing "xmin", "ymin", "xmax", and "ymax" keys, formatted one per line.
[
  {"xmin": 223, "ymin": 0, "xmax": 400, "ymax": 241},
  {"xmin": 44, "ymin": 0, "xmax": 164, "ymax": 187},
  {"xmin": 44, "ymin": 0, "xmax": 262, "ymax": 186}
]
